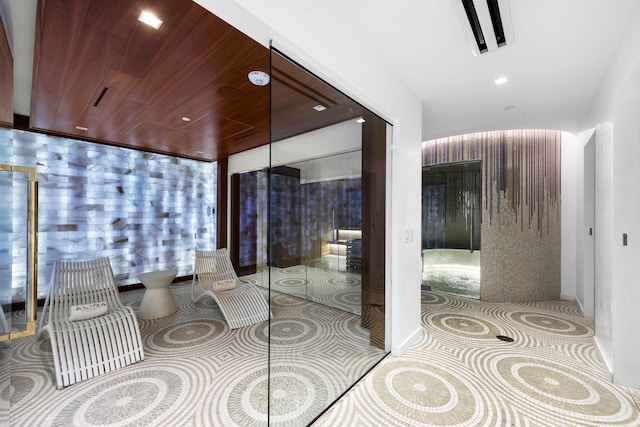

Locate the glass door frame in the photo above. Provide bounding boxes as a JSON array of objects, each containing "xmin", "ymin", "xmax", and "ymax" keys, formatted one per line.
[{"xmin": 0, "ymin": 164, "xmax": 38, "ymax": 341}]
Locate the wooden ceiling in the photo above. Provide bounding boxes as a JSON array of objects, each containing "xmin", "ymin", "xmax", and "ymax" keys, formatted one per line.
[
  {"xmin": 0, "ymin": 16, "xmax": 12, "ymax": 128},
  {"xmin": 25, "ymin": 0, "xmax": 365, "ymax": 162}
]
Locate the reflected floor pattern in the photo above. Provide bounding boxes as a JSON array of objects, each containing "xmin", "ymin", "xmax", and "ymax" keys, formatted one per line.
[
  {"xmin": 315, "ymin": 291, "xmax": 640, "ymax": 426},
  {"xmin": 423, "ymin": 249, "xmax": 480, "ymax": 299},
  {"xmin": 242, "ymin": 256, "xmax": 362, "ymax": 316},
  {"xmin": 6, "ymin": 282, "xmax": 385, "ymax": 427}
]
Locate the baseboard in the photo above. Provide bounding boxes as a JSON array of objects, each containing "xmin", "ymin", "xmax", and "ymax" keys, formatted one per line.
[
  {"xmin": 391, "ymin": 326, "xmax": 423, "ymax": 356},
  {"xmin": 593, "ymin": 335, "xmax": 614, "ymax": 381},
  {"xmin": 560, "ymin": 293, "xmax": 576, "ymax": 302}
]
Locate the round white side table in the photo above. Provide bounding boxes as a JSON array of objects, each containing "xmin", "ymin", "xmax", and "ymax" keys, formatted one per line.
[{"xmin": 137, "ymin": 270, "xmax": 178, "ymax": 319}]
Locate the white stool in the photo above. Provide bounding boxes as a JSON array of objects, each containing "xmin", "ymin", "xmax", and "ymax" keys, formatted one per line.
[{"xmin": 137, "ymin": 270, "xmax": 178, "ymax": 319}]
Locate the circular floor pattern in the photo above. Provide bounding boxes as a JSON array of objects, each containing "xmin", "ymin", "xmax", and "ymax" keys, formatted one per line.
[
  {"xmin": 45, "ymin": 365, "xmax": 194, "ymax": 427},
  {"xmin": 486, "ymin": 353, "xmax": 640, "ymax": 426},
  {"xmin": 192, "ymin": 296, "xmax": 222, "ymax": 311},
  {"xmin": 508, "ymin": 311, "xmax": 591, "ymax": 337},
  {"xmin": 250, "ymin": 317, "xmax": 324, "ymax": 348},
  {"xmin": 146, "ymin": 319, "xmax": 227, "ymax": 353},
  {"xmin": 426, "ymin": 312, "xmax": 504, "ymax": 340},
  {"xmin": 2, "ymin": 374, "xmax": 33, "ymax": 406},
  {"xmin": 272, "ymin": 277, "xmax": 310, "ymax": 288},
  {"xmin": 326, "ymin": 276, "xmax": 361, "ymax": 287},
  {"xmin": 279, "ymin": 266, "xmax": 308, "ymax": 275},
  {"xmin": 553, "ymin": 342, "xmax": 603, "ymax": 372},
  {"xmin": 208, "ymin": 363, "xmax": 329, "ymax": 427},
  {"xmin": 269, "ymin": 292, "xmax": 309, "ymax": 308},
  {"xmin": 519, "ymin": 300, "xmax": 585, "ymax": 317},
  {"xmin": 363, "ymin": 358, "xmax": 497, "ymax": 426},
  {"xmin": 420, "ymin": 291, "xmax": 447, "ymax": 305},
  {"xmin": 10, "ymin": 335, "xmax": 52, "ymax": 363},
  {"xmin": 319, "ymin": 314, "xmax": 368, "ymax": 344},
  {"xmin": 323, "ymin": 290, "xmax": 361, "ymax": 311},
  {"xmin": 0, "ymin": 367, "xmax": 51, "ymax": 409}
]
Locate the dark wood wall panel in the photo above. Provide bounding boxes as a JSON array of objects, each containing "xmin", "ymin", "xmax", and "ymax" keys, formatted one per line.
[
  {"xmin": 0, "ymin": 17, "xmax": 12, "ymax": 127},
  {"xmin": 361, "ymin": 114, "xmax": 386, "ymax": 349}
]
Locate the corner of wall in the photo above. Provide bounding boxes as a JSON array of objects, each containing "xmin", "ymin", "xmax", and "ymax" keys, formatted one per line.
[{"xmin": 391, "ymin": 326, "xmax": 424, "ymax": 356}]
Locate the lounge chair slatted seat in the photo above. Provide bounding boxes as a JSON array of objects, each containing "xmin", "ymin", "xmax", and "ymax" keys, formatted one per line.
[
  {"xmin": 192, "ymin": 249, "xmax": 270, "ymax": 329},
  {"xmin": 39, "ymin": 258, "xmax": 144, "ymax": 389}
]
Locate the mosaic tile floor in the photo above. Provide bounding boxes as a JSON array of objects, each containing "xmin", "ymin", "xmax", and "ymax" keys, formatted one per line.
[
  {"xmin": 6, "ymin": 281, "xmax": 385, "ymax": 426},
  {"xmin": 5, "ymin": 286, "xmax": 639, "ymax": 426},
  {"xmin": 314, "ymin": 291, "xmax": 640, "ymax": 426},
  {"xmin": 242, "ymin": 257, "xmax": 362, "ymax": 316}
]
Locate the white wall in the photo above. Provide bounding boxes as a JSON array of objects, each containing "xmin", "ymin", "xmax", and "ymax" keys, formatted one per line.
[
  {"xmin": 582, "ymin": 5, "xmax": 640, "ymax": 128},
  {"xmin": 198, "ymin": 0, "xmax": 423, "ymax": 355},
  {"xmin": 594, "ymin": 122, "xmax": 615, "ymax": 371},
  {"xmin": 271, "ymin": 121, "xmax": 361, "ymax": 169},
  {"xmin": 577, "ymin": 130, "xmax": 596, "ymax": 319},
  {"xmin": 574, "ymin": 2, "xmax": 640, "ymax": 387},
  {"xmin": 612, "ymin": 87, "xmax": 640, "ymax": 388},
  {"xmin": 228, "ymin": 120, "xmax": 362, "ymax": 174}
]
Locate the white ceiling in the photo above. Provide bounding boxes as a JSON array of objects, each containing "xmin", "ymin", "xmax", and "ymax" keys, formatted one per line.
[
  {"xmin": 325, "ymin": 0, "xmax": 639, "ymax": 140},
  {"xmin": 4, "ymin": 0, "xmax": 640, "ymax": 142}
]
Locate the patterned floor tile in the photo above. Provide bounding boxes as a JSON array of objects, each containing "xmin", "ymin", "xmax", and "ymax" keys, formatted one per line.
[
  {"xmin": 314, "ymin": 291, "xmax": 640, "ymax": 427},
  {"xmin": 8, "ymin": 281, "xmax": 385, "ymax": 427}
]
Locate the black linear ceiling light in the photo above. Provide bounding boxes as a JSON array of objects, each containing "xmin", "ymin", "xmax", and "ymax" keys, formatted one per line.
[
  {"xmin": 486, "ymin": 0, "xmax": 506, "ymax": 47},
  {"xmin": 460, "ymin": 0, "xmax": 508, "ymax": 55},
  {"xmin": 461, "ymin": 0, "xmax": 487, "ymax": 54}
]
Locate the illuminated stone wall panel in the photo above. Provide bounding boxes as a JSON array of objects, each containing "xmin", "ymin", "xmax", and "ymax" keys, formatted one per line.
[{"xmin": 1, "ymin": 128, "xmax": 216, "ymax": 301}]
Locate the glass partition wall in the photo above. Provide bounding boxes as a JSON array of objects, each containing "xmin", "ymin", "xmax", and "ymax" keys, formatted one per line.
[
  {"xmin": 264, "ymin": 49, "xmax": 388, "ymax": 425},
  {"xmin": 269, "ymin": 151, "xmax": 362, "ymax": 315}
]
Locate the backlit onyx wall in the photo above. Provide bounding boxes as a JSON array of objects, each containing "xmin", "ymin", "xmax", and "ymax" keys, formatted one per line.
[
  {"xmin": 1, "ymin": 128, "xmax": 216, "ymax": 302},
  {"xmin": 303, "ymin": 178, "xmax": 362, "ymax": 257},
  {"xmin": 235, "ymin": 170, "xmax": 361, "ymax": 269}
]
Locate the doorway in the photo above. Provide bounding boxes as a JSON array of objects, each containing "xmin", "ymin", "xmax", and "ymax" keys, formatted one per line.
[{"xmin": 421, "ymin": 161, "xmax": 481, "ymax": 298}]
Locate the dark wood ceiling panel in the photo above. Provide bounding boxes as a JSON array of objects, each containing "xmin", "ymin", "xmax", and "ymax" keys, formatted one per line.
[
  {"xmin": 271, "ymin": 51, "xmax": 365, "ymax": 142},
  {"xmin": 30, "ymin": 0, "xmax": 272, "ymax": 161},
  {"xmin": 30, "ymin": 0, "xmax": 91, "ymax": 129},
  {"xmin": 0, "ymin": 16, "xmax": 12, "ymax": 127},
  {"xmin": 29, "ymin": 0, "xmax": 361, "ymax": 161}
]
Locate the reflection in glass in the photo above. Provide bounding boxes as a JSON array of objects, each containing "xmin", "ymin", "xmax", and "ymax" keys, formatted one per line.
[
  {"xmin": 268, "ymin": 152, "xmax": 362, "ymax": 315},
  {"xmin": 421, "ymin": 162, "xmax": 481, "ymax": 298},
  {"xmin": 266, "ymin": 49, "xmax": 387, "ymax": 426}
]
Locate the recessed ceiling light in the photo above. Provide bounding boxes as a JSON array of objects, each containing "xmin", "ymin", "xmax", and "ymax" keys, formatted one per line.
[
  {"xmin": 138, "ymin": 11, "xmax": 163, "ymax": 29},
  {"xmin": 356, "ymin": 118, "xmax": 366, "ymax": 123},
  {"xmin": 248, "ymin": 71, "xmax": 270, "ymax": 86},
  {"xmin": 181, "ymin": 116, "xmax": 191, "ymax": 122},
  {"xmin": 313, "ymin": 105, "xmax": 326, "ymax": 112},
  {"xmin": 494, "ymin": 76, "xmax": 508, "ymax": 85},
  {"xmin": 75, "ymin": 126, "xmax": 88, "ymax": 131}
]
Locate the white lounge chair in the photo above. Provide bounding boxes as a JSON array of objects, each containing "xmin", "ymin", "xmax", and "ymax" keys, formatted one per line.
[
  {"xmin": 39, "ymin": 258, "xmax": 144, "ymax": 389},
  {"xmin": 192, "ymin": 249, "xmax": 270, "ymax": 329}
]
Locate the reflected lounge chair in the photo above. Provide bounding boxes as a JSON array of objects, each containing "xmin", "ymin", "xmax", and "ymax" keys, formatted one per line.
[
  {"xmin": 191, "ymin": 249, "xmax": 270, "ymax": 329},
  {"xmin": 39, "ymin": 258, "xmax": 144, "ymax": 389}
]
